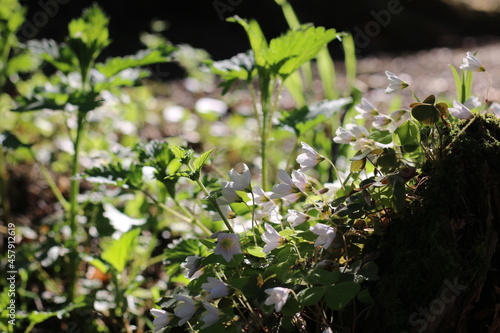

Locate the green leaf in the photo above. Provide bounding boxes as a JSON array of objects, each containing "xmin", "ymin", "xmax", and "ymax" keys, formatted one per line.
[
  {"xmin": 393, "ymin": 120, "xmax": 420, "ymax": 152},
  {"xmin": 85, "ymin": 162, "xmax": 144, "ymax": 189},
  {"xmin": 350, "ymin": 158, "xmax": 366, "ymax": 172},
  {"xmin": 304, "ymin": 268, "xmax": 340, "ymax": 285},
  {"xmin": 451, "ymin": 63, "xmax": 464, "ymax": 100},
  {"xmin": 228, "ymin": 17, "xmax": 268, "ymax": 68},
  {"xmin": 316, "ymin": 47, "xmax": 337, "ymax": 100},
  {"xmin": 325, "ymin": 281, "xmax": 360, "ymax": 310},
  {"xmin": 193, "ymin": 148, "xmax": 215, "ymax": 172},
  {"xmin": 101, "ymin": 228, "xmax": 141, "ymax": 273},
  {"xmin": 265, "ymin": 25, "xmax": 337, "ymax": 79},
  {"xmin": 95, "ymin": 46, "xmax": 176, "ymax": 78},
  {"xmin": 357, "ymin": 288, "xmax": 375, "ymax": 305},
  {"xmin": 411, "ymin": 102, "xmax": 440, "ymax": 126},
  {"xmin": 6, "ymin": 52, "xmax": 37, "ymax": 75},
  {"xmin": 246, "ymin": 245, "xmax": 266, "ymax": 258},
  {"xmin": 209, "ymin": 51, "xmax": 255, "ymax": 84},
  {"xmin": 0, "ymin": 131, "xmax": 31, "ymax": 150},
  {"xmin": 297, "ymin": 286, "xmax": 326, "ymax": 306}
]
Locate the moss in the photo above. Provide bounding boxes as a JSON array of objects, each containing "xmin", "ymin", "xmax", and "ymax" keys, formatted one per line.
[{"xmin": 367, "ymin": 114, "xmax": 500, "ymax": 332}]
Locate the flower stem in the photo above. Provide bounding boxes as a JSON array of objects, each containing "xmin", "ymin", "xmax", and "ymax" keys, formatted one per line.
[{"xmin": 67, "ymin": 111, "xmax": 86, "ymax": 303}]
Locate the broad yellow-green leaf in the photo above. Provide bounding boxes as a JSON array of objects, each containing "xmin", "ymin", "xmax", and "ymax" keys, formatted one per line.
[{"xmin": 101, "ymin": 228, "xmax": 141, "ymax": 273}]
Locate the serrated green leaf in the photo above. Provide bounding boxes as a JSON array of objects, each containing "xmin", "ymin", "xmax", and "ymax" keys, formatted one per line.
[
  {"xmin": 228, "ymin": 16, "xmax": 267, "ymax": 68},
  {"xmin": 265, "ymin": 25, "xmax": 337, "ymax": 79},
  {"xmin": 101, "ymin": 228, "xmax": 141, "ymax": 273},
  {"xmin": 209, "ymin": 51, "xmax": 255, "ymax": 83},
  {"xmin": 193, "ymin": 148, "xmax": 214, "ymax": 172},
  {"xmin": 325, "ymin": 282, "xmax": 360, "ymax": 310},
  {"xmin": 96, "ymin": 46, "xmax": 175, "ymax": 78}
]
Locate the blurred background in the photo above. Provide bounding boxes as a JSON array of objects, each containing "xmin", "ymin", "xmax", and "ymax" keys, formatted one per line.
[{"xmin": 20, "ymin": 0, "xmax": 500, "ymax": 65}]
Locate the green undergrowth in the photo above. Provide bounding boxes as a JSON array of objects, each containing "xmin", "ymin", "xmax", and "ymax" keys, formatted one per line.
[{"xmin": 370, "ymin": 114, "xmax": 500, "ymax": 332}]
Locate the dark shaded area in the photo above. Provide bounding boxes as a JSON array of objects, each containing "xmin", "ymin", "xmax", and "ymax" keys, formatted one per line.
[
  {"xmin": 19, "ymin": 0, "xmax": 500, "ymax": 62},
  {"xmin": 369, "ymin": 115, "xmax": 500, "ymax": 332}
]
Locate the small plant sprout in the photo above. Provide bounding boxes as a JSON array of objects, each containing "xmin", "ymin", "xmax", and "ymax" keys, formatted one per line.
[
  {"xmin": 261, "ymin": 223, "xmax": 284, "ymax": 253},
  {"xmin": 296, "ymin": 141, "xmax": 325, "ymax": 172},
  {"xmin": 200, "ymin": 301, "xmax": 222, "ymax": 329},
  {"xmin": 310, "ymin": 223, "xmax": 336, "ymax": 249},
  {"xmin": 213, "ymin": 232, "xmax": 242, "ymax": 262},
  {"xmin": 448, "ymin": 101, "xmax": 473, "ymax": 119},
  {"xmin": 264, "ymin": 287, "xmax": 292, "ymax": 313},
  {"xmin": 384, "ymin": 70, "xmax": 409, "ymax": 93},
  {"xmin": 459, "ymin": 51, "xmax": 486, "ymax": 72},
  {"xmin": 173, "ymin": 295, "xmax": 197, "ymax": 326},
  {"xmin": 201, "ymin": 277, "xmax": 230, "ymax": 300}
]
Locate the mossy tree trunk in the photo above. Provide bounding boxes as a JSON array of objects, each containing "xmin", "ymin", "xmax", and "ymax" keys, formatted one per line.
[{"xmin": 368, "ymin": 115, "xmax": 500, "ymax": 333}]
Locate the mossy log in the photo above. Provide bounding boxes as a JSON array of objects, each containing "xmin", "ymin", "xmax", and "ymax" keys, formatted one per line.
[{"xmin": 369, "ymin": 115, "xmax": 500, "ymax": 332}]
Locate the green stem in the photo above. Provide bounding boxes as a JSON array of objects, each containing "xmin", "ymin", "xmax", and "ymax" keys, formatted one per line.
[
  {"xmin": 188, "ymin": 163, "xmax": 235, "ymax": 234},
  {"xmin": 67, "ymin": 111, "xmax": 86, "ymax": 303},
  {"xmin": 0, "ymin": 149, "xmax": 12, "ymax": 225}
]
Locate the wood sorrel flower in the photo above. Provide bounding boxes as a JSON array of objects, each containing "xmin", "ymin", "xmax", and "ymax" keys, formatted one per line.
[
  {"xmin": 214, "ymin": 233, "xmax": 242, "ymax": 262},
  {"xmin": 150, "ymin": 308, "xmax": 172, "ymax": 332},
  {"xmin": 354, "ymin": 98, "xmax": 379, "ymax": 122},
  {"xmin": 271, "ymin": 170, "xmax": 310, "ymax": 203},
  {"xmin": 310, "ymin": 223, "xmax": 336, "ymax": 249},
  {"xmin": 201, "ymin": 277, "xmax": 229, "ymax": 300},
  {"xmin": 264, "ymin": 287, "xmax": 291, "ymax": 312},
  {"xmin": 448, "ymin": 101, "xmax": 473, "ymax": 119},
  {"xmin": 218, "ymin": 163, "xmax": 251, "ymax": 204},
  {"xmin": 173, "ymin": 295, "xmax": 197, "ymax": 326},
  {"xmin": 181, "ymin": 255, "xmax": 203, "ymax": 279},
  {"xmin": 384, "ymin": 70, "xmax": 409, "ymax": 94},
  {"xmin": 333, "ymin": 123, "xmax": 373, "ymax": 150},
  {"xmin": 201, "ymin": 301, "xmax": 221, "ymax": 328},
  {"xmin": 296, "ymin": 142, "xmax": 325, "ymax": 172},
  {"xmin": 459, "ymin": 52, "xmax": 485, "ymax": 72},
  {"xmin": 287, "ymin": 209, "xmax": 310, "ymax": 227},
  {"xmin": 261, "ymin": 223, "xmax": 284, "ymax": 253}
]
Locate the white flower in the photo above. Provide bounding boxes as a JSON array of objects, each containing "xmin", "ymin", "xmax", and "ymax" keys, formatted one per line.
[
  {"xmin": 181, "ymin": 256, "xmax": 203, "ymax": 279},
  {"xmin": 261, "ymin": 223, "xmax": 284, "ymax": 253},
  {"xmin": 384, "ymin": 71, "xmax": 409, "ymax": 94},
  {"xmin": 173, "ymin": 295, "xmax": 197, "ymax": 326},
  {"xmin": 464, "ymin": 96, "xmax": 481, "ymax": 110},
  {"xmin": 201, "ymin": 301, "xmax": 221, "ymax": 329},
  {"xmin": 459, "ymin": 52, "xmax": 485, "ymax": 72},
  {"xmin": 354, "ymin": 98, "xmax": 379, "ymax": 122},
  {"xmin": 296, "ymin": 142, "xmax": 325, "ymax": 172},
  {"xmin": 150, "ymin": 308, "xmax": 171, "ymax": 332},
  {"xmin": 201, "ymin": 277, "xmax": 229, "ymax": 300},
  {"xmin": 489, "ymin": 102, "xmax": 500, "ymax": 118},
  {"xmin": 264, "ymin": 287, "xmax": 291, "ymax": 312},
  {"xmin": 256, "ymin": 205, "xmax": 283, "ymax": 224},
  {"xmin": 270, "ymin": 170, "xmax": 310, "ymax": 203},
  {"xmin": 448, "ymin": 101, "xmax": 473, "ymax": 119},
  {"xmin": 218, "ymin": 163, "xmax": 252, "ymax": 204},
  {"xmin": 372, "ymin": 114, "xmax": 392, "ymax": 131},
  {"xmin": 333, "ymin": 123, "xmax": 373, "ymax": 150},
  {"xmin": 286, "ymin": 209, "xmax": 310, "ymax": 227},
  {"xmin": 248, "ymin": 186, "xmax": 276, "ymax": 212},
  {"xmin": 214, "ymin": 233, "xmax": 242, "ymax": 262},
  {"xmin": 310, "ymin": 223, "xmax": 336, "ymax": 249},
  {"xmin": 323, "ymin": 328, "xmax": 334, "ymax": 333}
]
